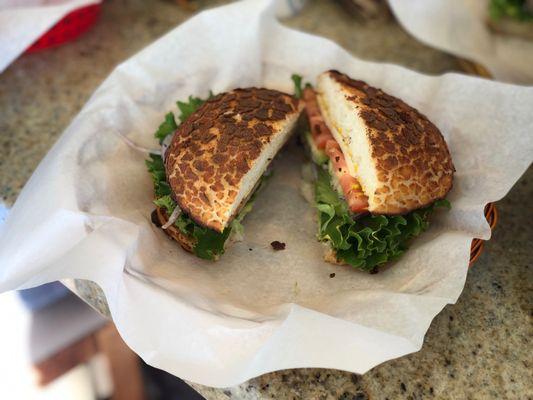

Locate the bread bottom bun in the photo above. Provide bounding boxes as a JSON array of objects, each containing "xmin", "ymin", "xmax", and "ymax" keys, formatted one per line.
[{"xmin": 152, "ymin": 207, "xmax": 196, "ymax": 253}]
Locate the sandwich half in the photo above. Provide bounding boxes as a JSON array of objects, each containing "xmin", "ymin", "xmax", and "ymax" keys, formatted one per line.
[
  {"xmin": 302, "ymin": 70, "xmax": 454, "ymax": 271},
  {"xmin": 147, "ymin": 88, "xmax": 303, "ymax": 260}
]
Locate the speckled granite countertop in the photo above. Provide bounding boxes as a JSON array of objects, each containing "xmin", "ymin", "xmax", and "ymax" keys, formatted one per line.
[{"xmin": 1, "ymin": 1, "xmax": 531, "ymax": 399}]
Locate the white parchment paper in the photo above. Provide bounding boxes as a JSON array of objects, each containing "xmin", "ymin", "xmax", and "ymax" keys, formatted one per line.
[
  {"xmin": 388, "ymin": 0, "xmax": 533, "ymax": 84},
  {"xmin": 0, "ymin": 0, "xmax": 101, "ymax": 73},
  {"xmin": 0, "ymin": 0, "xmax": 532, "ymax": 388}
]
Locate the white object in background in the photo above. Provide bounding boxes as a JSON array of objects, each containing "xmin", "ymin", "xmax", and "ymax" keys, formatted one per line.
[
  {"xmin": 0, "ymin": 292, "xmax": 95, "ymax": 399},
  {"xmin": 39, "ymin": 364, "xmax": 95, "ymax": 400},
  {"xmin": 0, "ymin": 0, "xmax": 532, "ymax": 388},
  {"xmin": 88, "ymin": 354, "xmax": 114, "ymax": 400},
  {"xmin": 388, "ymin": 0, "xmax": 533, "ymax": 84},
  {"xmin": 0, "ymin": 292, "xmax": 35, "ymax": 399},
  {"xmin": 0, "ymin": 0, "xmax": 101, "ymax": 74}
]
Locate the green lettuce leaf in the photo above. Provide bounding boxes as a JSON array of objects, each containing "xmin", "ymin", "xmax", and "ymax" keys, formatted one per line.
[
  {"xmin": 489, "ymin": 0, "xmax": 533, "ymax": 21},
  {"xmin": 153, "ymin": 195, "xmax": 175, "ymax": 213},
  {"xmin": 154, "ymin": 112, "xmax": 178, "ymax": 144},
  {"xmin": 433, "ymin": 198, "xmax": 451, "ymax": 209},
  {"xmin": 145, "ymin": 154, "xmax": 171, "ymax": 197},
  {"xmin": 163, "ymin": 210, "xmax": 230, "ymax": 261},
  {"xmin": 154, "ymin": 93, "xmax": 213, "ymax": 144},
  {"xmin": 230, "ymin": 219, "xmax": 245, "ymax": 240},
  {"xmin": 291, "ymin": 74, "xmax": 303, "ymax": 99},
  {"xmin": 177, "ymin": 94, "xmax": 212, "ymax": 124},
  {"xmin": 314, "ymin": 167, "xmax": 449, "ymax": 272},
  {"xmin": 291, "ymin": 74, "xmax": 314, "ymax": 98}
]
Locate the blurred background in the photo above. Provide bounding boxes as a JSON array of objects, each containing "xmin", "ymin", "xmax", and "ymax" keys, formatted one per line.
[{"xmin": 1, "ymin": 0, "xmax": 531, "ymax": 399}]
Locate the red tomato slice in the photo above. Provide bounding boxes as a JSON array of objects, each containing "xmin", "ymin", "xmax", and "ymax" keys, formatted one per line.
[
  {"xmin": 315, "ymin": 132, "xmax": 332, "ymax": 149},
  {"xmin": 304, "ymin": 88, "xmax": 369, "ymax": 213}
]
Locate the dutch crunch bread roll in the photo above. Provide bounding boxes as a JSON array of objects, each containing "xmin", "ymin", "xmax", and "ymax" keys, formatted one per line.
[
  {"xmin": 317, "ymin": 70, "xmax": 454, "ymax": 214},
  {"xmin": 164, "ymin": 88, "xmax": 303, "ymax": 233}
]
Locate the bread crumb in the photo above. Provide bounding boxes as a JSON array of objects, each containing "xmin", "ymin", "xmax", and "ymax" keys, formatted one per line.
[{"xmin": 270, "ymin": 241, "xmax": 286, "ymax": 251}]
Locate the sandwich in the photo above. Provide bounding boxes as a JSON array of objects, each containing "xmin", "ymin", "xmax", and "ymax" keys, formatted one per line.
[
  {"xmin": 301, "ymin": 70, "xmax": 454, "ymax": 272},
  {"xmin": 488, "ymin": 0, "xmax": 533, "ymax": 40},
  {"xmin": 146, "ymin": 88, "xmax": 303, "ymax": 260}
]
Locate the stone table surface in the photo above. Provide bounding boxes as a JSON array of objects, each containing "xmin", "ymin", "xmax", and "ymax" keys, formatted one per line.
[{"xmin": 1, "ymin": 1, "xmax": 531, "ymax": 399}]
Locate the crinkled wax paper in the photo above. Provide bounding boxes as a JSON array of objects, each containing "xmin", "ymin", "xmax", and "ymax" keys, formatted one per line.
[
  {"xmin": 389, "ymin": 0, "xmax": 533, "ymax": 84},
  {"xmin": 1, "ymin": 0, "xmax": 532, "ymax": 387}
]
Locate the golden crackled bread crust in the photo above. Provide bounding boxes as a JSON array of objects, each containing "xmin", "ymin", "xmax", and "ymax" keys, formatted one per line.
[
  {"xmin": 152, "ymin": 208, "xmax": 195, "ymax": 254},
  {"xmin": 165, "ymin": 88, "xmax": 303, "ymax": 232},
  {"xmin": 318, "ymin": 70, "xmax": 454, "ymax": 214}
]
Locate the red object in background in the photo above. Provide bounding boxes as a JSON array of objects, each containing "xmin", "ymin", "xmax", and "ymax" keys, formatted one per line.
[{"xmin": 25, "ymin": 3, "xmax": 101, "ymax": 53}]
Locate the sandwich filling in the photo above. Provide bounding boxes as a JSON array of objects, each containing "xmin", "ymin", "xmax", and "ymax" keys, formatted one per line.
[{"xmin": 304, "ymin": 88, "xmax": 369, "ymax": 213}]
